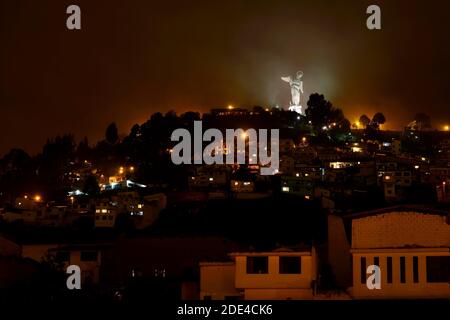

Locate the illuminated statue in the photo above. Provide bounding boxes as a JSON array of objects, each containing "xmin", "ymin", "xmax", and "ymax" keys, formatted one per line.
[{"xmin": 281, "ymin": 71, "xmax": 304, "ymax": 114}]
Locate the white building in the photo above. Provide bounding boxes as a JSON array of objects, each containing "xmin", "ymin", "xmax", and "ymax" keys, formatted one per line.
[
  {"xmin": 329, "ymin": 206, "xmax": 450, "ymax": 299},
  {"xmin": 200, "ymin": 247, "xmax": 318, "ymax": 300}
]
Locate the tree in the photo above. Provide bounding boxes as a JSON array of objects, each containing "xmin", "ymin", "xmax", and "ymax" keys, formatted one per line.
[
  {"xmin": 76, "ymin": 136, "xmax": 90, "ymax": 159},
  {"xmin": 305, "ymin": 93, "xmax": 350, "ymax": 143},
  {"xmin": 305, "ymin": 93, "xmax": 334, "ymax": 130},
  {"xmin": 359, "ymin": 114, "xmax": 371, "ymax": 127},
  {"xmin": 105, "ymin": 122, "xmax": 119, "ymax": 144},
  {"xmin": 371, "ymin": 112, "xmax": 386, "ymax": 126},
  {"xmin": 82, "ymin": 175, "xmax": 100, "ymax": 196},
  {"xmin": 129, "ymin": 124, "xmax": 141, "ymax": 139}
]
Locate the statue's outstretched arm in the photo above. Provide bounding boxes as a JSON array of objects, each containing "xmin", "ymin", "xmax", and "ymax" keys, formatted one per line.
[{"xmin": 281, "ymin": 76, "xmax": 292, "ymax": 83}]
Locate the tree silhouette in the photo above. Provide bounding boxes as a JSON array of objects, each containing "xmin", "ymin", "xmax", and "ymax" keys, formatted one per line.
[
  {"xmin": 105, "ymin": 122, "xmax": 119, "ymax": 145},
  {"xmin": 359, "ymin": 115, "xmax": 371, "ymax": 127},
  {"xmin": 305, "ymin": 93, "xmax": 350, "ymax": 144},
  {"xmin": 371, "ymin": 112, "xmax": 386, "ymax": 127},
  {"xmin": 82, "ymin": 174, "xmax": 100, "ymax": 196}
]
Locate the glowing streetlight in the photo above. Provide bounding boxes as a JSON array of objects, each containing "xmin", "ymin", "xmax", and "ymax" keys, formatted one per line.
[
  {"xmin": 34, "ymin": 195, "xmax": 41, "ymax": 202},
  {"xmin": 444, "ymin": 125, "xmax": 449, "ymax": 131},
  {"xmin": 130, "ymin": 166, "xmax": 135, "ymax": 172},
  {"xmin": 241, "ymin": 131, "xmax": 248, "ymax": 139},
  {"xmin": 228, "ymin": 105, "xmax": 234, "ymax": 110}
]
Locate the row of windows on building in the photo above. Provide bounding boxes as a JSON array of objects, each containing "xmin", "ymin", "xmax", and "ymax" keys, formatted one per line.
[
  {"xmin": 360, "ymin": 256, "xmax": 450, "ymax": 284},
  {"xmin": 246, "ymin": 256, "xmax": 302, "ymax": 274}
]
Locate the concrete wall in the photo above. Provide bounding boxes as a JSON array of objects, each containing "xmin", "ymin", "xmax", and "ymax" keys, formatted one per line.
[
  {"xmin": 200, "ymin": 263, "xmax": 240, "ymax": 300},
  {"xmin": 353, "ymin": 212, "xmax": 450, "ymax": 249}
]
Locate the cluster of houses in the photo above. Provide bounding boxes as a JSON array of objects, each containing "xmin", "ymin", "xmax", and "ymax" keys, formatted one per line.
[
  {"xmin": 0, "ymin": 191, "xmax": 166, "ymax": 230},
  {"xmin": 185, "ymin": 135, "xmax": 450, "ymax": 208}
]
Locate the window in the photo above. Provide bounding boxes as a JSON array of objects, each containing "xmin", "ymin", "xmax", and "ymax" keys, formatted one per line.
[
  {"xmin": 246, "ymin": 256, "xmax": 268, "ymax": 274},
  {"xmin": 360, "ymin": 257, "xmax": 366, "ymax": 284},
  {"xmin": 413, "ymin": 256, "xmax": 419, "ymax": 283},
  {"xmin": 80, "ymin": 251, "xmax": 98, "ymax": 262},
  {"xmin": 400, "ymin": 257, "xmax": 406, "ymax": 283},
  {"xmin": 279, "ymin": 257, "xmax": 301, "ymax": 274},
  {"xmin": 426, "ymin": 256, "xmax": 450, "ymax": 283},
  {"xmin": 387, "ymin": 257, "xmax": 393, "ymax": 283},
  {"xmin": 56, "ymin": 251, "xmax": 70, "ymax": 262}
]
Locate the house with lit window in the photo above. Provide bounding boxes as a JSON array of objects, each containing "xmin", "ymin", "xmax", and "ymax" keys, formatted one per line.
[
  {"xmin": 380, "ymin": 170, "xmax": 412, "ymax": 201},
  {"xmin": 94, "ymin": 200, "xmax": 118, "ymax": 228},
  {"xmin": 328, "ymin": 206, "xmax": 450, "ymax": 299},
  {"xmin": 200, "ymin": 247, "xmax": 318, "ymax": 300}
]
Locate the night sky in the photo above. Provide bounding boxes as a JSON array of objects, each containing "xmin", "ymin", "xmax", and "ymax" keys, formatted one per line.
[{"xmin": 1, "ymin": 0, "xmax": 449, "ymax": 155}]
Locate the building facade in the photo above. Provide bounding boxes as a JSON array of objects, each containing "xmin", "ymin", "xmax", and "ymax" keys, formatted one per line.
[{"xmin": 346, "ymin": 207, "xmax": 450, "ymax": 299}]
